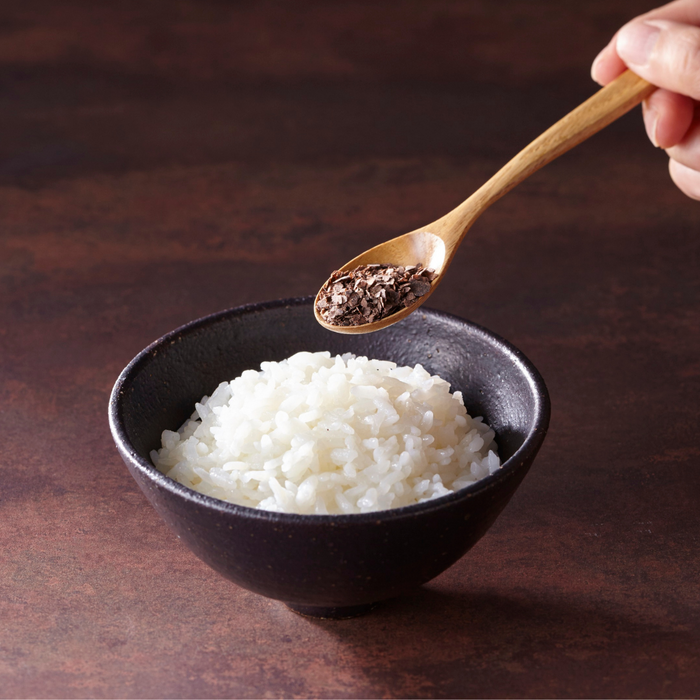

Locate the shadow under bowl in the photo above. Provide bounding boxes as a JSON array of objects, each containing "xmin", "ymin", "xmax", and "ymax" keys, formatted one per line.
[{"xmin": 109, "ymin": 297, "xmax": 550, "ymax": 618}]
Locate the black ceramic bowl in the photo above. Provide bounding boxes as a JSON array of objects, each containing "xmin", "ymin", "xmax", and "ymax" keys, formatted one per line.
[{"xmin": 109, "ymin": 297, "xmax": 550, "ymax": 618}]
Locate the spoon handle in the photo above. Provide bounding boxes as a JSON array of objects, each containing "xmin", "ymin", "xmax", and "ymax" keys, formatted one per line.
[{"xmin": 443, "ymin": 70, "xmax": 655, "ymax": 243}]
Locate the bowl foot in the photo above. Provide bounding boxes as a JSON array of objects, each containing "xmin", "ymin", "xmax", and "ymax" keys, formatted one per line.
[{"xmin": 285, "ymin": 601, "xmax": 379, "ymax": 619}]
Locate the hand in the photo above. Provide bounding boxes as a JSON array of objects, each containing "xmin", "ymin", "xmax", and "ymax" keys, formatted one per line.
[{"xmin": 591, "ymin": 0, "xmax": 700, "ymax": 200}]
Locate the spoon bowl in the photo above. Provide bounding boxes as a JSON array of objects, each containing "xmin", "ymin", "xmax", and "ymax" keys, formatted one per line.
[
  {"xmin": 314, "ymin": 230, "xmax": 447, "ymax": 333},
  {"xmin": 316, "ymin": 70, "xmax": 655, "ymax": 334}
]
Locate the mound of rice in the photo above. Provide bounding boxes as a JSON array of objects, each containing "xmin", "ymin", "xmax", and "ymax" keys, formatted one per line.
[{"xmin": 151, "ymin": 351, "xmax": 500, "ymax": 515}]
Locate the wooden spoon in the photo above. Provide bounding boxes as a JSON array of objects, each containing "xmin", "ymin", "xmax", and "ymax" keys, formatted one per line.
[{"xmin": 315, "ymin": 70, "xmax": 654, "ymax": 334}]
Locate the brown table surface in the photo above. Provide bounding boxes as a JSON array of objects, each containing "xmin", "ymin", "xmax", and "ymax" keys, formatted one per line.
[{"xmin": 2, "ymin": 1, "xmax": 699, "ymax": 697}]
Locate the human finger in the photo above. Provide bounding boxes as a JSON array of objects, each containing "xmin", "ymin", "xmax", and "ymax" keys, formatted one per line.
[
  {"xmin": 592, "ymin": 0, "xmax": 700, "ymax": 85},
  {"xmin": 616, "ymin": 18, "xmax": 700, "ymax": 100},
  {"xmin": 641, "ymin": 0, "xmax": 700, "ymax": 27},
  {"xmin": 669, "ymin": 157, "xmax": 700, "ymax": 199},
  {"xmin": 642, "ymin": 88, "xmax": 696, "ymax": 148},
  {"xmin": 591, "ymin": 0, "xmax": 700, "ymax": 85},
  {"xmin": 591, "ymin": 37, "xmax": 628, "ymax": 85},
  {"xmin": 666, "ymin": 111, "xmax": 700, "ymax": 167}
]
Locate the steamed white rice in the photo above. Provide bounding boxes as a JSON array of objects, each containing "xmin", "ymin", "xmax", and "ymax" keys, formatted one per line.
[{"xmin": 151, "ymin": 351, "xmax": 500, "ymax": 515}]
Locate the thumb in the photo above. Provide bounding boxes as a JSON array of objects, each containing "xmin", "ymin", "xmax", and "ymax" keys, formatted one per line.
[{"xmin": 617, "ymin": 19, "xmax": 700, "ymax": 100}]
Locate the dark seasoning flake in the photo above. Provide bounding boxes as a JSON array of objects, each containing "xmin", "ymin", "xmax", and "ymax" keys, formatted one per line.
[{"xmin": 316, "ymin": 263, "xmax": 437, "ymax": 326}]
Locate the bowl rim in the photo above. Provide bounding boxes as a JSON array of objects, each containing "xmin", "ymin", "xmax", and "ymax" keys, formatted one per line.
[{"xmin": 109, "ymin": 296, "xmax": 550, "ymax": 524}]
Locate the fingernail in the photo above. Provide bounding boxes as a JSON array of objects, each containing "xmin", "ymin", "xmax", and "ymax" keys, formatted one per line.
[
  {"xmin": 642, "ymin": 101, "xmax": 660, "ymax": 147},
  {"xmin": 617, "ymin": 21, "xmax": 660, "ymax": 66}
]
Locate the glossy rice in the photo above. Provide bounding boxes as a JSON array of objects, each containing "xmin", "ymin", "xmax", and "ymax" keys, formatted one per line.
[{"xmin": 151, "ymin": 351, "xmax": 500, "ymax": 514}]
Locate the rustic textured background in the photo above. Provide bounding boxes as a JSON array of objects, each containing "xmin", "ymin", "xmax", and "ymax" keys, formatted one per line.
[{"xmin": 2, "ymin": 0, "xmax": 699, "ymax": 697}]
